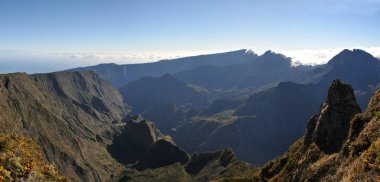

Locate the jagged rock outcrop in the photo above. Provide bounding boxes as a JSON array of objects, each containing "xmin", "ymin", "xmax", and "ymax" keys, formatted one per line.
[
  {"xmin": 107, "ymin": 116, "xmax": 172, "ymax": 165},
  {"xmin": 217, "ymin": 80, "xmax": 380, "ymax": 182},
  {"xmin": 305, "ymin": 80, "xmax": 361, "ymax": 153},
  {"xmin": 109, "ymin": 116, "xmax": 190, "ymax": 171}
]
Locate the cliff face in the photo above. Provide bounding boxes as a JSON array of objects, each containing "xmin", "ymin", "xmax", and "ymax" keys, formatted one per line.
[
  {"xmin": 107, "ymin": 116, "xmax": 173, "ymax": 165},
  {"xmin": 0, "ymin": 71, "xmax": 129, "ymax": 181},
  {"xmin": 305, "ymin": 80, "xmax": 361, "ymax": 153},
  {"xmin": 218, "ymin": 80, "xmax": 380, "ymax": 181}
]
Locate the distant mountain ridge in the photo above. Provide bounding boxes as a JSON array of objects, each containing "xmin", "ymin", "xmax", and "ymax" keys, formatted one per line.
[
  {"xmin": 97, "ymin": 48, "xmax": 380, "ymax": 166},
  {"xmin": 69, "ymin": 49, "xmax": 379, "ymax": 93},
  {"xmin": 172, "ymin": 50, "xmax": 304, "ymax": 90},
  {"xmin": 69, "ymin": 49, "xmax": 258, "ymax": 88}
]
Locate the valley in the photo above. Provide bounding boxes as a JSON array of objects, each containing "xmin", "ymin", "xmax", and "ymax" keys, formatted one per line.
[
  {"xmin": 0, "ymin": 49, "xmax": 379, "ymax": 181},
  {"xmin": 2, "ymin": 1, "xmax": 379, "ymax": 181}
]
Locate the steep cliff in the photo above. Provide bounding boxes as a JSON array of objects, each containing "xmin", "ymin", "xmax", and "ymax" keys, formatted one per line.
[{"xmin": 0, "ymin": 71, "xmax": 129, "ymax": 181}]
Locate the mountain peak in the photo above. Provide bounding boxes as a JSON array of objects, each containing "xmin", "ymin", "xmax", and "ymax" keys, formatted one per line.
[
  {"xmin": 254, "ymin": 50, "xmax": 292, "ymax": 68},
  {"xmin": 260, "ymin": 50, "xmax": 289, "ymax": 60},
  {"xmin": 107, "ymin": 116, "xmax": 172, "ymax": 165},
  {"xmin": 263, "ymin": 50, "xmax": 275, "ymax": 55},
  {"xmin": 328, "ymin": 49, "xmax": 376, "ymax": 66},
  {"xmin": 339, "ymin": 49, "xmax": 372, "ymax": 56},
  {"xmin": 244, "ymin": 49, "xmax": 256, "ymax": 55},
  {"xmin": 305, "ymin": 80, "xmax": 361, "ymax": 153},
  {"xmin": 326, "ymin": 80, "xmax": 359, "ymax": 106}
]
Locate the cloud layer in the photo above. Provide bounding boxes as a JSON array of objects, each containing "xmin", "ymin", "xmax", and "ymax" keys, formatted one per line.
[
  {"xmin": 0, "ymin": 47, "xmax": 380, "ymax": 73},
  {"xmin": 280, "ymin": 47, "xmax": 380, "ymax": 65}
]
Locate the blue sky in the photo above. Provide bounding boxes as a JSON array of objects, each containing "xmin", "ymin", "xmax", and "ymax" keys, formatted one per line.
[{"xmin": 1, "ymin": 0, "xmax": 380, "ymax": 73}]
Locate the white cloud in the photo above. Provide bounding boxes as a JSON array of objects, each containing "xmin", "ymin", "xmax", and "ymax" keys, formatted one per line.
[
  {"xmin": 280, "ymin": 48, "xmax": 344, "ymax": 65},
  {"xmin": 283, "ymin": 47, "xmax": 380, "ymax": 65},
  {"xmin": 0, "ymin": 50, "xmax": 221, "ymax": 73},
  {"xmin": 0, "ymin": 47, "xmax": 380, "ymax": 73}
]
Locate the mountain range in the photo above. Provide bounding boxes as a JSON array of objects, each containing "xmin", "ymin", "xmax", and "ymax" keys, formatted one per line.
[
  {"xmin": 74, "ymin": 49, "xmax": 380, "ymax": 165},
  {"xmin": 70, "ymin": 49, "xmax": 258, "ymax": 88},
  {"xmin": 0, "ymin": 48, "xmax": 379, "ymax": 181}
]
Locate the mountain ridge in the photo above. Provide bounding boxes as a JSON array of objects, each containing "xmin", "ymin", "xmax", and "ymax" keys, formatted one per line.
[
  {"xmin": 69, "ymin": 49, "xmax": 258, "ymax": 87},
  {"xmin": 0, "ymin": 71, "xmax": 129, "ymax": 181}
]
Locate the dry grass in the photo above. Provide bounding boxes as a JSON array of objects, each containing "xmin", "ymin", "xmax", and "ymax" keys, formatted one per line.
[{"xmin": 0, "ymin": 134, "xmax": 68, "ymax": 181}]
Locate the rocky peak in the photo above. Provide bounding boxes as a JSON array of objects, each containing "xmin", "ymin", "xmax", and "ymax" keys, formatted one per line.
[
  {"xmin": 261, "ymin": 50, "xmax": 285, "ymax": 58},
  {"xmin": 328, "ymin": 49, "xmax": 377, "ymax": 66},
  {"xmin": 305, "ymin": 80, "xmax": 361, "ymax": 153},
  {"xmin": 107, "ymin": 116, "xmax": 172, "ymax": 164},
  {"xmin": 244, "ymin": 49, "xmax": 256, "ymax": 55},
  {"xmin": 256, "ymin": 50, "xmax": 292, "ymax": 68},
  {"xmin": 326, "ymin": 79, "xmax": 360, "ymax": 107}
]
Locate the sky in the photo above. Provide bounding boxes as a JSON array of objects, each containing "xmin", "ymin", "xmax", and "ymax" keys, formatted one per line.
[{"xmin": 1, "ymin": 0, "xmax": 380, "ymax": 73}]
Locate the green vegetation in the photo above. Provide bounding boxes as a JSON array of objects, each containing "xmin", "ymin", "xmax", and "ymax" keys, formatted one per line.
[
  {"xmin": 0, "ymin": 134, "xmax": 68, "ymax": 181},
  {"xmin": 191, "ymin": 110, "xmax": 239, "ymax": 125}
]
